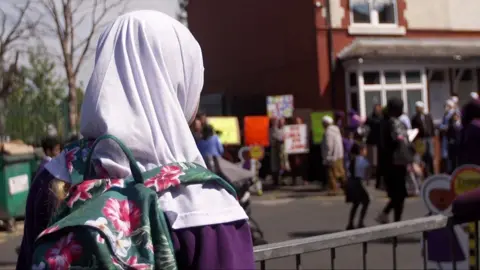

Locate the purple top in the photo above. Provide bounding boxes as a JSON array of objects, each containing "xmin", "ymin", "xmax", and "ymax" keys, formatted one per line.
[
  {"xmin": 459, "ymin": 119, "xmax": 480, "ymax": 166},
  {"xmin": 426, "ymin": 227, "xmax": 465, "ymax": 262},
  {"xmin": 17, "ymin": 169, "xmax": 255, "ymax": 270}
]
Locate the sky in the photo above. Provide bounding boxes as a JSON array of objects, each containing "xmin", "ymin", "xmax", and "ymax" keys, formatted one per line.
[
  {"xmin": 1, "ymin": 0, "xmax": 178, "ymax": 86},
  {"xmin": 78, "ymin": 0, "xmax": 179, "ymax": 85}
]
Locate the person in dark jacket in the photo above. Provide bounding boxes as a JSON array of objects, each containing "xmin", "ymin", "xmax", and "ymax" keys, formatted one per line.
[
  {"xmin": 376, "ymin": 97, "xmax": 413, "ymax": 224},
  {"xmin": 458, "ymin": 99, "xmax": 480, "ymax": 166},
  {"xmin": 411, "ymin": 101, "xmax": 435, "ymax": 177},
  {"xmin": 446, "ymin": 111, "xmax": 462, "ymax": 173},
  {"xmin": 365, "ymin": 104, "xmax": 383, "ymax": 188}
]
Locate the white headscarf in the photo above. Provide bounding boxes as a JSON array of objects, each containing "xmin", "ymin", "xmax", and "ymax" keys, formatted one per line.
[{"xmin": 45, "ymin": 11, "xmax": 246, "ymax": 229}]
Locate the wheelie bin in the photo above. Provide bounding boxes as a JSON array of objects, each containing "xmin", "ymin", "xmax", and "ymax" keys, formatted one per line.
[{"xmin": 0, "ymin": 153, "xmax": 35, "ymax": 231}]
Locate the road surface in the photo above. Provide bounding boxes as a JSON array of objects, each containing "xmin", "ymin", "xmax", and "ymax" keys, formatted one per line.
[{"xmin": 0, "ymin": 189, "xmax": 429, "ymax": 269}]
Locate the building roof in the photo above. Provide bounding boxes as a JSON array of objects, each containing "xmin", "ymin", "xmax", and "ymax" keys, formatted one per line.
[{"xmin": 338, "ymin": 38, "xmax": 480, "ymax": 60}]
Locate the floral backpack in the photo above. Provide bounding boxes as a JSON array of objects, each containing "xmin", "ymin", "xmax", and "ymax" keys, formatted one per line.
[{"xmin": 31, "ymin": 135, "xmax": 237, "ymax": 270}]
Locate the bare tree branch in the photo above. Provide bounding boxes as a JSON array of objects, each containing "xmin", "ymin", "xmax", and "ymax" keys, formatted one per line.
[{"xmin": 38, "ymin": 0, "xmax": 129, "ymax": 132}]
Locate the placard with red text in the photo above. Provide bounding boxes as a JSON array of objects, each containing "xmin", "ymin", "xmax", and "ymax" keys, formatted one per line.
[{"xmin": 283, "ymin": 124, "xmax": 309, "ymax": 154}]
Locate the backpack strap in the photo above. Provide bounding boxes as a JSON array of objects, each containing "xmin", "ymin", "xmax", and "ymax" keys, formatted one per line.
[{"xmin": 82, "ymin": 134, "xmax": 144, "ymax": 185}]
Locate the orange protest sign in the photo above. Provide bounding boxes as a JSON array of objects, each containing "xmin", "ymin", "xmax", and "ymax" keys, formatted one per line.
[{"xmin": 244, "ymin": 116, "xmax": 270, "ymax": 146}]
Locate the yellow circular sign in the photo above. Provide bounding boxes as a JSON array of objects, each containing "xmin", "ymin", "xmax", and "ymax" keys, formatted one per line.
[
  {"xmin": 249, "ymin": 145, "xmax": 265, "ymax": 160},
  {"xmin": 451, "ymin": 165, "xmax": 480, "ymax": 195}
]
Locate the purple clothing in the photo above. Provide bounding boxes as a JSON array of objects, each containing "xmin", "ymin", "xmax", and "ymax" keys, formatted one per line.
[
  {"xmin": 348, "ymin": 110, "xmax": 361, "ymax": 130},
  {"xmin": 17, "ymin": 169, "xmax": 255, "ymax": 270},
  {"xmin": 343, "ymin": 138, "xmax": 354, "ymax": 161},
  {"xmin": 459, "ymin": 119, "xmax": 480, "ymax": 166},
  {"xmin": 426, "ymin": 227, "xmax": 465, "ymax": 262}
]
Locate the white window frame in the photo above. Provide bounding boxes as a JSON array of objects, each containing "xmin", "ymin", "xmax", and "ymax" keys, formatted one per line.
[
  {"xmin": 349, "ymin": 0, "xmax": 398, "ymax": 26},
  {"xmin": 345, "ymin": 67, "xmax": 428, "ymax": 118},
  {"xmin": 348, "ymin": 0, "xmax": 406, "ymax": 36}
]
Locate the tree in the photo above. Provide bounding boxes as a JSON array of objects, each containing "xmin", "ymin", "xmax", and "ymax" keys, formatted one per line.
[
  {"xmin": 0, "ymin": 0, "xmax": 36, "ymax": 134},
  {"xmin": 5, "ymin": 47, "xmax": 68, "ymax": 144},
  {"xmin": 38, "ymin": 0, "xmax": 127, "ymax": 133}
]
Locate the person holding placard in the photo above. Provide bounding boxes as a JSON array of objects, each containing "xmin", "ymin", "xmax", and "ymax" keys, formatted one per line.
[{"xmin": 411, "ymin": 101, "xmax": 435, "ymax": 177}]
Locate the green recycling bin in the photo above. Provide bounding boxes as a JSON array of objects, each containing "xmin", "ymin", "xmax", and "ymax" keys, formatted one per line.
[{"xmin": 0, "ymin": 153, "xmax": 35, "ymax": 231}]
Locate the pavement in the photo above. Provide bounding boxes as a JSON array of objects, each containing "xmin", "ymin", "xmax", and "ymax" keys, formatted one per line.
[
  {"xmin": 251, "ymin": 189, "xmax": 427, "ymax": 269},
  {"xmin": 0, "ymin": 186, "xmax": 425, "ymax": 269}
]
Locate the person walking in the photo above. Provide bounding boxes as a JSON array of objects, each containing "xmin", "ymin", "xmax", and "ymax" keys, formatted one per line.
[
  {"xmin": 321, "ymin": 116, "xmax": 345, "ymax": 195},
  {"xmin": 365, "ymin": 104, "xmax": 383, "ymax": 188},
  {"xmin": 446, "ymin": 111, "xmax": 462, "ymax": 172},
  {"xmin": 270, "ymin": 118, "xmax": 285, "ymax": 186},
  {"xmin": 376, "ymin": 97, "xmax": 413, "ymax": 224},
  {"xmin": 411, "ymin": 101, "xmax": 435, "ymax": 177},
  {"xmin": 440, "ymin": 99, "xmax": 456, "ymax": 172},
  {"xmin": 345, "ymin": 143, "xmax": 371, "ymax": 230}
]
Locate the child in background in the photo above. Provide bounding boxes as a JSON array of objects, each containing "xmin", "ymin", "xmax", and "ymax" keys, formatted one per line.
[
  {"xmin": 36, "ymin": 136, "xmax": 61, "ymax": 177},
  {"xmin": 345, "ymin": 143, "xmax": 371, "ymax": 230}
]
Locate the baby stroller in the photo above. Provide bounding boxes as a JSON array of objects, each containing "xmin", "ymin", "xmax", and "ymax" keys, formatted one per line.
[{"xmin": 205, "ymin": 156, "xmax": 268, "ymax": 246}]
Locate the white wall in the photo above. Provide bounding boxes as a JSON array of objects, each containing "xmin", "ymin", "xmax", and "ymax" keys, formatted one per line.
[
  {"xmin": 322, "ymin": 0, "xmax": 344, "ymax": 28},
  {"xmin": 405, "ymin": 0, "xmax": 480, "ymax": 30}
]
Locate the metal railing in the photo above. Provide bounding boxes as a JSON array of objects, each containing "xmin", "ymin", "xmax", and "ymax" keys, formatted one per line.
[{"xmin": 254, "ymin": 215, "xmax": 477, "ymax": 270}]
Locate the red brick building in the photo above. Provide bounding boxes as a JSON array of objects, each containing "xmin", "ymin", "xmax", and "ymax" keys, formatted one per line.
[{"xmin": 189, "ymin": 0, "xmax": 480, "ymax": 121}]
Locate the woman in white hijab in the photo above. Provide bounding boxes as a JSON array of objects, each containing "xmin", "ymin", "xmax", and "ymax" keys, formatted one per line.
[{"xmin": 17, "ymin": 10, "xmax": 254, "ymax": 269}]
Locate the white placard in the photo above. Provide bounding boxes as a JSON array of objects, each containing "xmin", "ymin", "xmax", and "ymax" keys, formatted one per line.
[
  {"xmin": 8, "ymin": 174, "xmax": 29, "ymax": 195},
  {"xmin": 283, "ymin": 124, "xmax": 309, "ymax": 154}
]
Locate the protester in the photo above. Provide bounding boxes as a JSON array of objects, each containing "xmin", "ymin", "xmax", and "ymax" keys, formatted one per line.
[
  {"xmin": 345, "ymin": 143, "xmax": 370, "ymax": 230},
  {"xmin": 270, "ymin": 117, "xmax": 285, "ymax": 186},
  {"xmin": 191, "ymin": 118, "xmax": 203, "ymax": 141},
  {"xmin": 365, "ymin": 104, "xmax": 383, "ymax": 189},
  {"xmin": 334, "ymin": 111, "xmax": 346, "ymax": 131},
  {"xmin": 458, "ymin": 99, "xmax": 480, "ymax": 166},
  {"xmin": 440, "ymin": 99, "xmax": 456, "ymax": 172},
  {"xmin": 196, "ymin": 121, "xmax": 224, "ymax": 165},
  {"xmin": 411, "ymin": 101, "xmax": 435, "ymax": 177},
  {"xmin": 287, "ymin": 117, "xmax": 308, "ymax": 185},
  {"xmin": 321, "ymin": 115, "xmax": 345, "ymax": 195},
  {"xmin": 376, "ymin": 97, "xmax": 413, "ymax": 224},
  {"xmin": 399, "ymin": 112, "xmax": 412, "ymax": 129},
  {"xmin": 343, "ymin": 129, "xmax": 355, "ymax": 177},
  {"xmin": 446, "ymin": 111, "xmax": 462, "ymax": 172},
  {"xmin": 17, "ymin": 10, "xmax": 254, "ymax": 269},
  {"xmin": 348, "ymin": 109, "xmax": 362, "ymax": 131}
]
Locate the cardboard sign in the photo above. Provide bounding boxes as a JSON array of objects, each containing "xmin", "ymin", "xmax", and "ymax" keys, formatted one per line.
[
  {"xmin": 207, "ymin": 117, "xmax": 241, "ymax": 145},
  {"xmin": 311, "ymin": 111, "xmax": 333, "ymax": 144},
  {"xmin": 283, "ymin": 124, "xmax": 309, "ymax": 154},
  {"xmin": 249, "ymin": 145, "xmax": 265, "ymax": 160},
  {"xmin": 451, "ymin": 165, "xmax": 480, "ymax": 195},
  {"xmin": 420, "ymin": 174, "xmax": 469, "ymax": 270},
  {"xmin": 244, "ymin": 116, "xmax": 270, "ymax": 146},
  {"xmin": 451, "ymin": 165, "xmax": 480, "ymax": 270},
  {"xmin": 266, "ymin": 95, "xmax": 294, "ymax": 118}
]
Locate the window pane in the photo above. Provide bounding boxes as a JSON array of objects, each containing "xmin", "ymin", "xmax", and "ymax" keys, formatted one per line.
[
  {"xmin": 350, "ymin": 92, "xmax": 359, "ymax": 112},
  {"xmin": 376, "ymin": 2, "xmax": 396, "ymax": 24},
  {"xmin": 363, "ymin": 71, "xmax": 380, "ymax": 85},
  {"xmin": 352, "ymin": 2, "xmax": 371, "ymax": 23},
  {"xmin": 386, "ymin": 90, "xmax": 402, "ymax": 103},
  {"xmin": 365, "ymin": 91, "xmax": 382, "ymax": 116},
  {"xmin": 406, "ymin": 70, "xmax": 421, "ymax": 83},
  {"xmin": 349, "ymin": 72, "xmax": 358, "ymax": 87},
  {"xmin": 385, "ymin": 71, "xmax": 401, "ymax": 84},
  {"xmin": 407, "ymin": 90, "xmax": 423, "ymax": 116}
]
